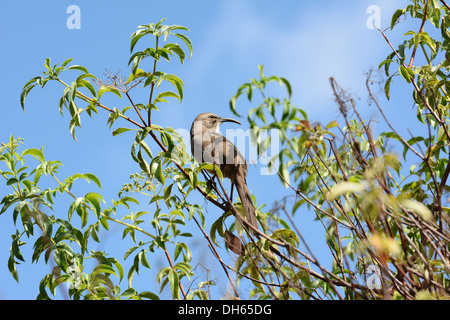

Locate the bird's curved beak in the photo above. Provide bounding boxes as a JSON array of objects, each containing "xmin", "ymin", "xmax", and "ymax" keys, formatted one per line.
[{"xmin": 219, "ymin": 117, "xmax": 241, "ymax": 125}]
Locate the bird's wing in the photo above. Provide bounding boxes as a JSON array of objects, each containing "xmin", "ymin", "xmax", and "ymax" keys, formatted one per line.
[{"xmin": 208, "ymin": 133, "xmax": 247, "ymax": 179}]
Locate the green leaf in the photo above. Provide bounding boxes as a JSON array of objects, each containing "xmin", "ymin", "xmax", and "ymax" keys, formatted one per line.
[
  {"xmin": 61, "ymin": 58, "xmax": 74, "ymax": 68},
  {"xmin": 278, "ymin": 161, "xmax": 290, "ymax": 188},
  {"xmin": 168, "ymin": 269, "xmax": 180, "ymax": 300},
  {"xmin": 97, "ymin": 86, "xmax": 123, "ymax": 99},
  {"xmin": 137, "ymin": 150, "xmax": 150, "ymax": 175},
  {"xmin": 200, "ymin": 163, "xmax": 223, "ymax": 181},
  {"xmin": 441, "ymin": 16, "xmax": 450, "ymax": 41},
  {"xmin": 400, "ymin": 199, "xmax": 432, "ymax": 221},
  {"xmin": 79, "ymin": 205, "xmax": 89, "ymax": 228},
  {"xmin": 280, "ymin": 77, "xmax": 292, "ymax": 98},
  {"xmin": 165, "ymin": 43, "xmax": 186, "ymax": 64},
  {"xmin": 174, "ymin": 262, "xmax": 192, "ymax": 279},
  {"xmin": 12, "ymin": 200, "xmax": 27, "ymax": 223},
  {"xmin": 68, "ymin": 197, "xmax": 84, "ymax": 221},
  {"xmin": 22, "ymin": 148, "xmax": 45, "ymax": 162},
  {"xmin": 50, "ymin": 275, "xmax": 71, "ymax": 294},
  {"xmin": 166, "ymin": 25, "xmax": 190, "ymax": 33},
  {"xmin": 431, "ymin": 0, "xmax": 440, "ymax": 10},
  {"xmin": 325, "ymin": 120, "xmax": 338, "ymax": 130},
  {"xmin": 419, "ymin": 32, "xmax": 436, "ymax": 52},
  {"xmin": 268, "ymin": 75, "xmax": 292, "ymax": 98},
  {"xmin": 128, "ymin": 51, "xmax": 145, "ymax": 66},
  {"xmin": 73, "ymin": 173, "xmax": 102, "ymax": 189},
  {"xmin": 23, "ymin": 76, "xmax": 42, "ymax": 90},
  {"xmin": 326, "ymin": 182, "xmax": 365, "ymax": 200},
  {"xmin": 416, "ymin": 290, "xmax": 435, "ymax": 300},
  {"xmin": 156, "ymin": 266, "xmax": 171, "ymax": 284},
  {"xmin": 6, "ymin": 178, "xmax": 19, "ymax": 186},
  {"xmin": 20, "ymin": 83, "xmax": 38, "ymax": 110},
  {"xmin": 140, "ymin": 140, "xmax": 153, "ymax": 159},
  {"xmin": 8, "ymin": 256, "xmax": 19, "ymax": 282},
  {"xmin": 127, "ymin": 68, "xmax": 148, "ymax": 82},
  {"xmin": 92, "ymin": 264, "xmax": 117, "ymax": 277},
  {"xmin": 130, "ymin": 33, "xmax": 146, "ymax": 53},
  {"xmin": 67, "ymin": 65, "xmax": 89, "ymax": 73},
  {"xmin": 1, "ymin": 194, "xmax": 20, "ymax": 216},
  {"xmin": 85, "ymin": 192, "xmax": 104, "ymax": 216},
  {"xmin": 173, "ymin": 33, "xmax": 193, "ymax": 58},
  {"xmin": 121, "ymin": 288, "xmax": 137, "ymax": 298},
  {"xmin": 124, "ymin": 245, "xmax": 140, "ymax": 260},
  {"xmin": 112, "ymin": 127, "xmax": 136, "ymax": 136},
  {"xmin": 139, "ymin": 291, "xmax": 160, "ymax": 300},
  {"xmin": 404, "ymin": 136, "xmax": 424, "ymax": 159},
  {"xmin": 155, "ymin": 162, "xmax": 165, "ymax": 184},
  {"xmin": 229, "ymin": 95, "xmax": 241, "ymax": 117},
  {"xmin": 399, "ymin": 65, "xmax": 413, "ymax": 83},
  {"xmin": 11, "ymin": 238, "xmax": 25, "ymax": 262},
  {"xmin": 78, "ymin": 79, "xmax": 97, "ymax": 98},
  {"xmin": 164, "ymin": 74, "xmax": 184, "ymax": 101},
  {"xmin": 112, "ymin": 259, "xmax": 124, "ymax": 282},
  {"xmin": 161, "ymin": 131, "xmax": 175, "ymax": 152},
  {"xmin": 138, "ymin": 250, "xmax": 151, "ymax": 269},
  {"xmin": 391, "ymin": 9, "xmax": 404, "ymax": 30},
  {"xmin": 127, "ymin": 264, "xmax": 137, "ymax": 289},
  {"xmin": 156, "ymin": 48, "xmax": 172, "ymax": 62},
  {"xmin": 273, "ymin": 228, "xmax": 300, "ymax": 247},
  {"xmin": 378, "ymin": 59, "xmax": 395, "ymax": 74},
  {"xmin": 384, "ymin": 75, "xmax": 394, "ymax": 100},
  {"xmin": 155, "ymin": 18, "xmax": 168, "ymax": 29},
  {"xmin": 210, "ymin": 217, "xmax": 224, "ymax": 246},
  {"xmin": 44, "ymin": 57, "xmax": 52, "ymax": 71},
  {"xmin": 249, "ymin": 265, "xmax": 263, "ymax": 289},
  {"xmin": 118, "ymin": 196, "xmax": 140, "ymax": 208},
  {"xmin": 153, "ymin": 91, "xmax": 181, "ymax": 103}
]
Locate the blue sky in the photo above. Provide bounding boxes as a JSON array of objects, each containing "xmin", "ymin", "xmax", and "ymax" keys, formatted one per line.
[{"xmin": 0, "ymin": 0, "xmax": 422, "ymax": 299}]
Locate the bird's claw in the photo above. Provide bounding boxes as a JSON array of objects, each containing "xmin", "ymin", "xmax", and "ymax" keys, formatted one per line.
[
  {"xmin": 206, "ymin": 178, "xmax": 217, "ymax": 191},
  {"xmin": 221, "ymin": 200, "xmax": 233, "ymax": 211}
]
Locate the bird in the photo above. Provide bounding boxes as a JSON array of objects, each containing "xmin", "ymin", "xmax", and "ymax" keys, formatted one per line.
[{"xmin": 190, "ymin": 112, "xmax": 259, "ymax": 235}]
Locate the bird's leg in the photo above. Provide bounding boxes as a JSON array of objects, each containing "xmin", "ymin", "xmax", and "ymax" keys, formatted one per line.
[
  {"xmin": 220, "ymin": 183, "xmax": 235, "ymax": 212},
  {"xmin": 201, "ymin": 170, "xmax": 229, "ymax": 210},
  {"xmin": 230, "ymin": 183, "xmax": 235, "ymax": 204},
  {"xmin": 201, "ymin": 170, "xmax": 216, "ymax": 191},
  {"xmin": 203, "ymin": 167, "xmax": 234, "ymax": 210},
  {"xmin": 209, "ymin": 174, "xmax": 217, "ymax": 191}
]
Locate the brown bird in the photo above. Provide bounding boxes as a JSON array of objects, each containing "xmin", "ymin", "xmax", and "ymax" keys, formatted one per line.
[{"xmin": 190, "ymin": 113, "xmax": 259, "ymax": 234}]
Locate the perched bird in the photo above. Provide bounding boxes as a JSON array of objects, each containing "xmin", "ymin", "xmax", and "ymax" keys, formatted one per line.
[{"xmin": 190, "ymin": 113, "xmax": 259, "ymax": 234}]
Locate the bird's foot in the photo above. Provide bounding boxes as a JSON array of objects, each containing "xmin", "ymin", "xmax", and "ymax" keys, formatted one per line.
[
  {"xmin": 221, "ymin": 200, "xmax": 233, "ymax": 211},
  {"xmin": 206, "ymin": 178, "xmax": 218, "ymax": 192}
]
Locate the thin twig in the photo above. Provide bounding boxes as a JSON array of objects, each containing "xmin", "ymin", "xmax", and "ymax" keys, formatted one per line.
[
  {"xmin": 408, "ymin": 0, "xmax": 429, "ymax": 68},
  {"xmin": 365, "ymin": 72, "xmax": 425, "ymax": 160}
]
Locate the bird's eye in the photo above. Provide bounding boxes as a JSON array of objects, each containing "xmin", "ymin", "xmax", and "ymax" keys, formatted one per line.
[{"xmin": 209, "ymin": 115, "xmax": 215, "ymax": 118}]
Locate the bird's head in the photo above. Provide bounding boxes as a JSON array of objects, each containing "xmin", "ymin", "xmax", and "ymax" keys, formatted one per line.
[{"xmin": 193, "ymin": 113, "xmax": 241, "ymax": 132}]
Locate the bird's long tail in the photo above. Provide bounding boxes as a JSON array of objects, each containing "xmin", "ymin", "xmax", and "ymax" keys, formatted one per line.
[{"xmin": 234, "ymin": 175, "xmax": 259, "ymax": 235}]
